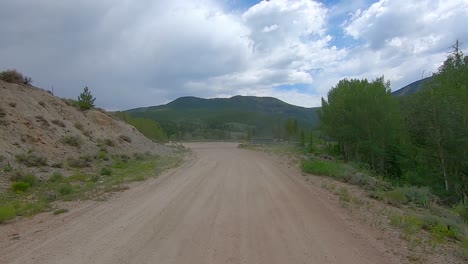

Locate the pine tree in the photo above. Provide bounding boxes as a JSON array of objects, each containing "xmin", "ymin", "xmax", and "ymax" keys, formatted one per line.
[{"xmin": 77, "ymin": 86, "xmax": 96, "ymax": 110}]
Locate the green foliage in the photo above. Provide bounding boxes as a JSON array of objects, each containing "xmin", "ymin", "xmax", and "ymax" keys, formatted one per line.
[
  {"xmin": 20, "ymin": 174, "xmax": 38, "ymax": 187},
  {"xmin": 301, "ymin": 159, "xmax": 355, "ymax": 180},
  {"xmin": 402, "ymin": 42, "xmax": 468, "ymax": 202},
  {"xmin": 454, "ymin": 203, "xmax": 468, "ymax": 222},
  {"xmin": 0, "ymin": 205, "xmax": 16, "ymax": 222},
  {"xmin": 3, "ymin": 162, "xmax": 12, "ymax": 172},
  {"xmin": 15, "ymin": 153, "xmax": 48, "ymax": 167},
  {"xmin": 319, "ymin": 42, "xmax": 468, "ymax": 205},
  {"xmin": 77, "ymin": 86, "xmax": 96, "ymax": 110},
  {"xmin": 12, "ymin": 182, "xmax": 31, "ymax": 192},
  {"xmin": 61, "ymin": 135, "xmax": 82, "ymax": 147},
  {"xmin": 395, "ymin": 186, "xmax": 435, "ymax": 208},
  {"xmin": 320, "ymin": 77, "xmax": 401, "ymax": 174},
  {"xmin": 377, "ymin": 190, "xmax": 408, "ymax": 206},
  {"xmin": 58, "ymin": 184, "xmax": 73, "ymax": 195},
  {"xmin": 100, "ymin": 167, "xmax": 112, "ymax": 176},
  {"xmin": 123, "ymin": 96, "xmax": 319, "ymax": 141}
]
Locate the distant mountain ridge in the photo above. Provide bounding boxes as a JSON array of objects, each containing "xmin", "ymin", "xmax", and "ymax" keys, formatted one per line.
[
  {"xmin": 126, "ymin": 77, "xmax": 430, "ymax": 140},
  {"xmin": 392, "ymin": 76, "xmax": 433, "ymax": 97},
  {"xmin": 126, "ymin": 95, "xmax": 320, "ymax": 140}
]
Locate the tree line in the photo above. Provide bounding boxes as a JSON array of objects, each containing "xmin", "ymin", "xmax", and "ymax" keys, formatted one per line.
[{"xmin": 319, "ymin": 43, "xmax": 468, "ymax": 204}]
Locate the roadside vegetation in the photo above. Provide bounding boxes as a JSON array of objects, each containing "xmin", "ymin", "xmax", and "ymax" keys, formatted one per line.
[
  {"xmin": 243, "ymin": 43, "xmax": 468, "ymax": 262},
  {"xmin": 0, "ymin": 151, "xmax": 183, "ymax": 223}
]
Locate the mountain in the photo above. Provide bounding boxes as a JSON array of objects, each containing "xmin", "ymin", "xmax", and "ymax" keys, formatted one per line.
[
  {"xmin": 392, "ymin": 76, "xmax": 433, "ymax": 97},
  {"xmin": 125, "ymin": 96, "xmax": 320, "ymax": 140}
]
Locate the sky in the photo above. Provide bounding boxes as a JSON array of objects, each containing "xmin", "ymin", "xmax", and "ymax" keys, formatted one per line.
[{"xmin": 1, "ymin": 0, "xmax": 467, "ymax": 110}]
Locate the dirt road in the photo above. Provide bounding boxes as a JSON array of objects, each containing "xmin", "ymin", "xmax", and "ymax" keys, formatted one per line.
[{"xmin": 0, "ymin": 143, "xmax": 397, "ymax": 264}]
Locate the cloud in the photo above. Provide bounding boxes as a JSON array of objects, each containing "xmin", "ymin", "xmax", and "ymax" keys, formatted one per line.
[
  {"xmin": 340, "ymin": 0, "xmax": 468, "ymax": 90},
  {"xmin": 0, "ymin": 0, "xmax": 467, "ymax": 109}
]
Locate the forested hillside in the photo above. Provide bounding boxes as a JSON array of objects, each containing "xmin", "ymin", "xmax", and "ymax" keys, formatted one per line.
[
  {"xmin": 319, "ymin": 43, "xmax": 468, "ymax": 206},
  {"xmin": 125, "ymin": 96, "xmax": 319, "ymax": 141}
]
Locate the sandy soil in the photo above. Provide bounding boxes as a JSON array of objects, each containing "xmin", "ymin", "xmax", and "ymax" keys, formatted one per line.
[{"xmin": 0, "ymin": 142, "xmax": 399, "ymax": 264}]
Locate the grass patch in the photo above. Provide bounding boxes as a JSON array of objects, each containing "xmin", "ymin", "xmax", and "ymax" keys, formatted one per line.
[
  {"xmin": 376, "ymin": 189, "xmax": 408, "ymax": 206},
  {"xmin": 0, "ymin": 154, "xmax": 183, "ymax": 221},
  {"xmin": 100, "ymin": 167, "xmax": 112, "ymax": 176},
  {"xmin": 301, "ymin": 159, "xmax": 356, "ymax": 180},
  {"xmin": 337, "ymin": 187, "xmax": 352, "ymax": 203},
  {"xmin": 0, "ymin": 205, "xmax": 16, "ymax": 222},
  {"xmin": 58, "ymin": 184, "xmax": 73, "ymax": 195},
  {"xmin": 11, "ymin": 182, "xmax": 31, "ymax": 192}
]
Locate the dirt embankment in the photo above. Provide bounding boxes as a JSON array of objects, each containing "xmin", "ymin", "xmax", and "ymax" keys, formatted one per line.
[
  {"xmin": 0, "ymin": 80, "xmax": 172, "ymax": 188},
  {"xmin": 0, "ymin": 143, "xmax": 398, "ymax": 264}
]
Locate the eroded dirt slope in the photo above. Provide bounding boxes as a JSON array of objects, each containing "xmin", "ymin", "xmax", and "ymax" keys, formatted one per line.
[{"xmin": 0, "ymin": 80, "xmax": 171, "ymax": 186}]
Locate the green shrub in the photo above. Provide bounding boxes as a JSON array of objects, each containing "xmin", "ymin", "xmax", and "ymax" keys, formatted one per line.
[
  {"xmin": 100, "ymin": 167, "xmax": 112, "ymax": 176},
  {"xmin": 61, "ymin": 136, "xmax": 82, "ymax": 147},
  {"xmin": 377, "ymin": 189, "xmax": 408, "ymax": 206},
  {"xmin": 348, "ymin": 173, "xmax": 369, "ymax": 186},
  {"xmin": 96, "ymin": 150, "xmax": 108, "ymax": 161},
  {"xmin": 3, "ymin": 162, "xmax": 12, "ymax": 172},
  {"xmin": 454, "ymin": 203, "xmax": 468, "ymax": 222},
  {"xmin": 396, "ymin": 186, "xmax": 434, "ymax": 208},
  {"xmin": 421, "ymin": 213, "xmax": 464, "ymax": 241},
  {"xmin": 338, "ymin": 187, "xmax": 352, "ymax": 203},
  {"xmin": 401, "ymin": 215, "xmax": 423, "ymax": 235},
  {"xmin": 15, "ymin": 153, "xmax": 48, "ymax": 167},
  {"xmin": 12, "ymin": 182, "xmax": 31, "ymax": 192},
  {"xmin": 48, "ymin": 172, "xmax": 64, "ymax": 183},
  {"xmin": 21, "ymin": 174, "xmax": 38, "ymax": 187},
  {"xmin": 463, "ymin": 237, "xmax": 468, "ymax": 260},
  {"xmin": 0, "ymin": 205, "xmax": 16, "ymax": 222},
  {"xmin": 58, "ymin": 184, "xmax": 73, "ymax": 195}
]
